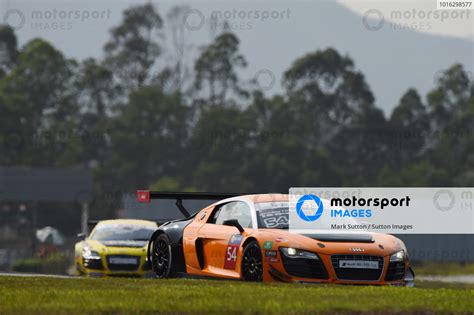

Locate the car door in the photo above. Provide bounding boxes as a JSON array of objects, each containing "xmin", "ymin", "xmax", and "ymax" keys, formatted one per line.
[{"xmin": 197, "ymin": 201, "xmax": 254, "ymax": 278}]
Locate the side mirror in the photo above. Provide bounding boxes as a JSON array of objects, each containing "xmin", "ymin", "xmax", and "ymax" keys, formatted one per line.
[
  {"xmin": 222, "ymin": 219, "xmax": 244, "ymax": 233},
  {"xmin": 77, "ymin": 233, "xmax": 86, "ymax": 240}
]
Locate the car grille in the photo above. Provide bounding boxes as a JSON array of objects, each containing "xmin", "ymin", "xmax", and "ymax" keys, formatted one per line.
[
  {"xmin": 280, "ymin": 252, "xmax": 329, "ymax": 279},
  {"xmin": 83, "ymin": 258, "xmax": 104, "ymax": 270},
  {"xmin": 331, "ymin": 255, "xmax": 383, "ymax": 281},
  {"xmin": 106, "ymin": 255, "xmax": 140, "ymax": 271},
  {"xmin": 384, "ymin": 261, "xmax": 406, "ymax": 281}
]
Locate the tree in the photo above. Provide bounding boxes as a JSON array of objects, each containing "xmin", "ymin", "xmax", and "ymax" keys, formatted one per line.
[
  {"xmin": 156, "ymin": 5, "xmax": 194, "ymax": 94},
  {"xmin": 388, "ymin": 88, "xmax": 429, "ymax": 167},
  {"xmin": 282, "ymin": 48, "xmax": 385, "ymax": 185},
  {"xmin": 428, "ymin": 64, "xmax": 472, "ymax": 131},
  {"xmin": 74, "ymin": 58, "xmax": 120, "ymax": 171},
  {"xmin": 245, "ymin": 93, "xmax": 342, "ymax": 191},
  {"xmin": 0, "ymin": 39, "xmax": 79, "ymax": 166},
  {"xmin": 193, "ymin": 32, "xmax": 248, "ymax": 106},
  {"xmin": 187, "ymin": 105, "xmax": 256, "ymax": 191},
  {"xmin": 102, "ymin": 86, "xmax": 189, "ymax": 191},
  {"xmin": 426, "ymin": 65, "xmax": 474, "ymax": 186},
  {"xmin": 104, "ymin": 3, "xmax": 163, "ymax": 91},
  {"xmin": 0, "ymin": 25, "xmax": 18, "ymax": 77}
]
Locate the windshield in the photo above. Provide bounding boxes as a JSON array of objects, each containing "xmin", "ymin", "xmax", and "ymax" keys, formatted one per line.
[{"xmin": 91, "ymin": 224, "xmax": 156, "ymax": 241}]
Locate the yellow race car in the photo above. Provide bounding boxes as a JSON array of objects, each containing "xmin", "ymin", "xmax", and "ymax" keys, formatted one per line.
[{"xmin": 74, "ymin": 219, "xmax": 158, "ymax": 277}]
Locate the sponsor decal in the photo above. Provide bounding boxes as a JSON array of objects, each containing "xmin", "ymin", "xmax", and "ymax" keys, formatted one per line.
[
  {"xmin": 264, "ymin": 250, "xmax": 279, "ymax": 262},
  {"xmin": 339, "ymin": 260, "xmax": 379, "ymax": 269},
  {"xmin": 136, "ymin": 190, "xmax": 150, "ymax": 203},
  {"xmin": 263, "ymin": 241, "xmax": 273, "ymax": 250},
  {"xmin": 259, "ymin": 208, "xmax": 289, "ymax": 228},
  {"xmin": 229, "ymin": 234, "xmax": 243, "ymax": 245},
  {"xmin": 224, "ymin": 234, "xmax": 244, "ymax": 269},
  {"xmin": 350, "ymin": 247, "xmax": 365, "ymax": 252},
  {"xmin": 255, "ymin": 202, "xmax": 289, "ymax": 229},
  {"xmin": 109, "ymin": 257, "xmax": 137, "ymax": 265},
  {"xmin": 275, "ymin": 237, "xmax": 287, "ymax": 243}
]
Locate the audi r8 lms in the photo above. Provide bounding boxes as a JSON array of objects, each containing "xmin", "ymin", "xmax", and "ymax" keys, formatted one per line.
[
  {"xmin": 74, "ymin": 219, "xmax": 158, "ymax": 277},
  {"xmin": 140, "ymin": 191, "xmax": 415, "ymax": 285}
]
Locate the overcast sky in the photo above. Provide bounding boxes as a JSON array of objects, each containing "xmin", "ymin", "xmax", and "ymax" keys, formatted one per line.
[{"xmin": 1, "ymin": 0, "xmax": 472, "ymax": 114}]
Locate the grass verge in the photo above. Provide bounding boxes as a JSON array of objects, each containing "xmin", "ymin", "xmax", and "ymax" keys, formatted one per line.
[{"xmin": 0, "ymin": 276, "xmax": 473, "ymax": 314}]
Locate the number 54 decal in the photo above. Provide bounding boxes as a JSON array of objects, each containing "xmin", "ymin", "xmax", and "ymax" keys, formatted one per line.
[{"xmin": 224, "ymin": 234, "xmax": 243, "ymax": 269}]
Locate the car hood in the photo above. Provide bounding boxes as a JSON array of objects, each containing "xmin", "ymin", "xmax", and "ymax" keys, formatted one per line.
[
  {"xmin": 303, "ymin": 233, "xmax": 374, "ymax": 243},
  {"xmin": 83, "ymin": 240, "xmax": 148, "ymax": 256},
  {"xmin": 261, "ymin": 229, "xmax": 404, "ymax": 255}
]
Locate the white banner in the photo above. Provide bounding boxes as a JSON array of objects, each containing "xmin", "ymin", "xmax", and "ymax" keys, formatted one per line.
[{"xmin": 289, "ymin": 188, "xmax": 474, "ymax": 234}]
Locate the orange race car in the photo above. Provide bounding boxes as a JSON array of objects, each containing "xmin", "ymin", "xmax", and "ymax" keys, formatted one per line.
[{"xmin": 138, "ymin": 191, "xmax": 415, "ymax": 286}]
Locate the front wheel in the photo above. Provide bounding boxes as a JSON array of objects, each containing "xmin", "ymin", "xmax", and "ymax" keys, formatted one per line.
[
  {"xmin": 241, "ymin": 240, "xmax": 263, "ymax": 281},
  {"xmin": 151, "ymin": 234, "xmax": 176, "ymax": 278}
]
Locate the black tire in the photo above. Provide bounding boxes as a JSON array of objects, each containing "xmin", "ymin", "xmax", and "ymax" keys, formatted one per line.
[
  {"xmin": 151, "ymin": 234, "xmax": 176, "ymax": 278},
  {"xmin": 241, "ymin": 240, "xmax": 263, "ymax": 282}
]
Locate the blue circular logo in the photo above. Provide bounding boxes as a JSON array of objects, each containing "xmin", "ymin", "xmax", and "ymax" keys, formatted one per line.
[{"xmin": 296, "ymin": 194, "xmax": 324, "ymax": 222}]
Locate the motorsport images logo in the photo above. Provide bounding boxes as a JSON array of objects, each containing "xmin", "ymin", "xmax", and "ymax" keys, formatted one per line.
[
  {"xmin": 290, "ymin": 188, "xmax": 474, "ymax": 234},
  {"xmin": 296, "ymin": 194, "xmax": 324, "ymax": 221},
  {"xmin": 295, "ymin": 192, "xmax": 412, "ymax": 223}
]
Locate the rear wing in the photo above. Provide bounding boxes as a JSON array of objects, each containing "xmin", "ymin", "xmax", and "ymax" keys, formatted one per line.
[{"xmin": 136, "ymin": 190, "xmax": 242, "ymax": 218}]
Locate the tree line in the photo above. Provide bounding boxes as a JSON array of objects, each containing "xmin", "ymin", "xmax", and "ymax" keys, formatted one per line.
[{"xmin": 0, "ymin": 4, "xmax": 472, "ymax": 221}]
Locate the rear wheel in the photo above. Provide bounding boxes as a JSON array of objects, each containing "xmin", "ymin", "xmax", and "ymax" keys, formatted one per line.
[
  {"xmin": 151, "ymin": 234, "xmax": 176, "ymax": 278},
  {"xmin": 241, "ymin": 240, "xmax": 263, "ymax": 281}
]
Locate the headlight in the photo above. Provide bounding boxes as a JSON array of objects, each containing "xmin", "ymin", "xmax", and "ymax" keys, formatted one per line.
[
  {"xmin": 390, "ymin": 250, "xmax": 405, "ymax": 262},
  {"xmin": 280, "ymin": 247, "xmax": 319, "ymax": 260},
  {"xmin": 83, "ymin": 247, "xmax": 101, "ymax": 260}
]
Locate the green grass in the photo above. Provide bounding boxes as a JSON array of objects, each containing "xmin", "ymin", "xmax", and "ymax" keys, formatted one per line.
[
  {"xmin": 416, "ymin": 280, "xmax": 474, "ymax": 290},
  {"xmin": 0, "ymin": 277, "xmax": 473, "ymax": 314},
  {"xmin": 413, "ymin": 262, "xmax": 474, "ymax": 276}
]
